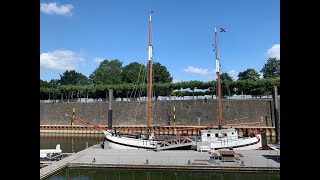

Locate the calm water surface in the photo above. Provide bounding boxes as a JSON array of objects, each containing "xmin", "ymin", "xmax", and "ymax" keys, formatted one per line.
[
  {"xmin": 48, "ymin": 168, "xmax": 280, "ymax": 180},
  {"xmin": 40, "ymin": 133, "xmax": 105, "ymax": 153}
]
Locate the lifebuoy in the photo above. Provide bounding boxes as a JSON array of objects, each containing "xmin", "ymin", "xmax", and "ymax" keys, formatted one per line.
[{"xmin": 256, "ymin": 135, "xmax": 260, "ymax": 139}]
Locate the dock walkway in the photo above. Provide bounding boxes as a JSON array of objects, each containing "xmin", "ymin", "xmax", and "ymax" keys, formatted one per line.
[{"xmin": 40, "ymin": 145, "xmax": 280, "ymax": 179}]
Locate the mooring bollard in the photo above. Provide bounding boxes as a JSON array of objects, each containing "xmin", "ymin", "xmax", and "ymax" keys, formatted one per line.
[{"xmin": 146, "ymin": 159, "xmax": 149, "ymax": 164}]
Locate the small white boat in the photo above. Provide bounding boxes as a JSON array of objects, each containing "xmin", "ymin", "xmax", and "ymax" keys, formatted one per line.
[{"xmin": 40, "ymin": 144, "xmax": 62, "ymax": 159}]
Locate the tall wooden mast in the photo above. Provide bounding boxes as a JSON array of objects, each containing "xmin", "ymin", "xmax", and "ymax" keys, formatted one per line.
[
  {"xmin": 147, "ymin": 11, "xmax": 154, "ymax": 134},
  {"xmin": 215, "ymin": 27, "xmax": 222, "ymax": 129}
]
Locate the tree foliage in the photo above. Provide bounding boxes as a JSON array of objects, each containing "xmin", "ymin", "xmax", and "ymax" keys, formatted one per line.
[
  {"xmin": 122, "ymin": 62, "xmax": 146, "ymax": 83},
  {"xmin": 261, "ymin": 58, "xmax": 280, "ymax": 78},
  {"xmin": 152, "ymin": 62, "xmax": 173, "ymax": 83},
  {"xmin": 220, "ymin": 72, "xmax": 233, "ymax": 82},
  {"xmin": 238, "ymin": 68, "xmax": 260, "ymax": 81},
  {"xmin": 59, "ymin": 70, "xmax": 89, "ymax": 85},
  {"xmin": 40, "ymin": 78, "xmax": 280, "ymax": 100},
  {"xmin": 48, "ymin": 79, "xmax": 60, "ymax": 88},
  {"xmin": 40, "ymin": 55, "xmax": 282, "ymax": 100},
  {"xmin": 40, "ymin": 79, "xmax": 50, "ymax": 87},
  {"xmin": 90, "ymin": 59, "xmax": 123, "ymax": 85}
]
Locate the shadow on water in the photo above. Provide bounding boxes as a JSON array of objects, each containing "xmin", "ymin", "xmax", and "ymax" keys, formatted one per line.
[{"xmin": 262, "ymin": 155, "xmax": 280, "ymax": 163}]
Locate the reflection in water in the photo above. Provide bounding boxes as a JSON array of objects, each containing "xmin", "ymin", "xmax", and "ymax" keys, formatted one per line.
[
  {"xmin": 40, "ymin": 133, "xmax": 105, "ymax": 153},
  {"xmin": 48, "ymin": 168, "xmax": 280, "ymax": 180}
]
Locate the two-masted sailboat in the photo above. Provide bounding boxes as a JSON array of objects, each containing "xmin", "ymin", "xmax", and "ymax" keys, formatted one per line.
[{"xmin": 66, "ymin": 13, "xmax": 262, "ymax": 151}]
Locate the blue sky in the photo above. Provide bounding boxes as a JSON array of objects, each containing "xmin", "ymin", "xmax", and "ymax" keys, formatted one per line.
[{"xmin": 40, "ymin": 0, "xmax": 280, "ymax": 82}]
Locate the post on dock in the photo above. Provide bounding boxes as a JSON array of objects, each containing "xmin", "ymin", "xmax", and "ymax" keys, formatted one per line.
[
  {"xmin": 273, "ymin": 86, "xmax": 280, "ymax": 144},
  {"xmin": 269, "ymin": 100, "xmax": 274, "ymax": 127},
  {"xmin": 108, "ymin": 89, "xmax": 113, "ymax": 130},
  {"xmin": 261, "ymin": 131, "xmax": 268, "ymax": 149},
  {"xmin": 173, "ymin": 106, "xmax": 176, "ymax": 126},
  {"xmin": 71, "ymin": 108, "xmax": 75, "ymax": 126}
]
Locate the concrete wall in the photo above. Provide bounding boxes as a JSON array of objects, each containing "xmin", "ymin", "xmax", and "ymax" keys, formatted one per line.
[{"xmin": 40, "ymin": 99, "xmax": 277, "ymax": 127}]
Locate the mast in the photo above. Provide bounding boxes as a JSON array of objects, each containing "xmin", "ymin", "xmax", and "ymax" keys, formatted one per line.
[
  {"xmin": 147, "ymin": 11, "xmax": 154, "ymax": 134},
  {"xmin": 215, "ymin": 27, "xmax": 222, "ymax": 129}
]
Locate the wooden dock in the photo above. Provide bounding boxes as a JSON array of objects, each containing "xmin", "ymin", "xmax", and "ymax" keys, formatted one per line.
[{"xmin": 40, "ymin": 144, "xmax": 280, "ymax": 179}]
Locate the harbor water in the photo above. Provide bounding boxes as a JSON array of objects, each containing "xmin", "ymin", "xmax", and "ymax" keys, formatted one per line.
[
  {"xmin": 48, "ymin": 168, "xmax": 280, "ymax": 180},
  {"xmin": 40, "ymin": 133, "xmax": 105, "ymax": 153}
]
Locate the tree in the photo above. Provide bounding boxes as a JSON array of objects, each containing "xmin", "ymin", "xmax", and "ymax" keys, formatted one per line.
[
  {"xmin": 59, "ymin": 70, "xmax": 89, "ymax": 85},
  {"xmin": 261, "ymin": 58, "xmax": 280, "ymax": 78},
  {"xmin": 48, "ymin": 79, "xmax": 60, "ymax": 88},
  {"xmin": 122, "ymin": 62, "xmax": 146, "ymax": 83},
  {"xmin": 40, "ymin": 79, "xmax": 50, "ymax": 87},
  {"xmin": 90, "ymin": 59, "xmax": 123, "ymax": 85},
  {"xmin": 237, "ymin": 68, "xmax": 260, "ymax": 81},
  {"xmin": 220, "ymin": 72, "xmax": 233, "ymax": 82},
  {"xmin": 152, "ymin": 62, "xmax": 173, "ymax": 83},
  {"xmin": 219, "ymin": 73, "xmax": 234, "ymax": 96}
]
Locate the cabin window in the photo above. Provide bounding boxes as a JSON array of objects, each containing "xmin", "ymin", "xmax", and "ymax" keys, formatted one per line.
[
  {"xmin": 207, "ymin": 134, "xmax": 210, "ymax": 137},
  {"xmin": 232, "ymin": 132, "xmax": 234, "ymax": 135},
  {"xmin": 215, "ymin": 133, "xmax": 218, "ymax": 137}
]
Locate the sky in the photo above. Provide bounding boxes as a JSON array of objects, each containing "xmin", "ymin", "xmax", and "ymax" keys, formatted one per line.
[{"xmin": 40, "ymin": 0, "xmax": 280, "ymax": 83}]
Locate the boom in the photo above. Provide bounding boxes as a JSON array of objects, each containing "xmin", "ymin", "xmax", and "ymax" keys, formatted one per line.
[{"xmin": 66, "ymin": 114, "xmax": 107, "ymax": 131}]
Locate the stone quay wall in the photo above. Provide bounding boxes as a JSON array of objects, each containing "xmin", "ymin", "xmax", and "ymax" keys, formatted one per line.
[{"xmin": 40, "ymin": 99, "xmax": 277, "ymax": 127}]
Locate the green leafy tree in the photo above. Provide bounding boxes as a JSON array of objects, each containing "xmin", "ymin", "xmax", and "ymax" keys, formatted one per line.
[
  {"xmin": 218, "ymin": 73, "xmax": 234, "ymax": 97},
  {"xmin": 188, "ymin": 80, "xmax": 204, "ymax": 99},
  {"xmin": 90, "ymin": 59, "xmax": 123, "ymax": 85},
  {"xmin": 220, "ymin": 72, "xmax": 233, "ymax": 82},
  {"xmin": 59, "ymin": 70, "xmax": 89, "ymax": 85},
  {"xmin": 48, "ymin": 79, "xmax": 60, "ymax": 88},
  {"xmin": 237, "ymin": 68, "xmax": 260, "ymax": 81},
  {"xmin": 40, "ymin": 79, "xmax": 50, "ymax": 87},
  {"xmin": 152, "ymin": 62, "xmax": 173, "ymax": 83},
  {"xmin": 261, "ymin": 58, "xmax": 280, "ymax": 78},
  {"xmin": 122, "ymin": 62, "xmax": 146, "ymax": 83}
]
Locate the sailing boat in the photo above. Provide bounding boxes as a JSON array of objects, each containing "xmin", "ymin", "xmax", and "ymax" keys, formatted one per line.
[
  {"xmin": 102, "ymin": 11, "xmax": 158, "ymax": 149},
  {"xmin": 65, "ymin": 12, "xmax": 194, "ymax": 150},
  {"xmin": 65, "ymin": 19, "xmax": 262, "ymax": 151},
  {"xmin": 196, "ymin": 27, "xmax": 262, "ymax": 151}
]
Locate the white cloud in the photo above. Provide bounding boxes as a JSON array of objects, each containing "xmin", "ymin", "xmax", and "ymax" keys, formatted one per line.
[
  {"xmin": 266, "ymin": 44, "xmax": 280, "ymax": 59},
  {"xmin": 40, "ymin": 2, "xmax": 74, "ymax": 16},
  {"xmin": 40, "ymin": 50, "xmax": 84, "ymax": 71},
  {"xmin": 228, "ymin": 70, "xmax": 238, "ymax": 80},
  {"xmin": 184, "ymin": 66, "xmax": 210, "ymax": 75},
  {"xmin": 94, "ymin": 57, "xmax": 104, "ymax": 63}
]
